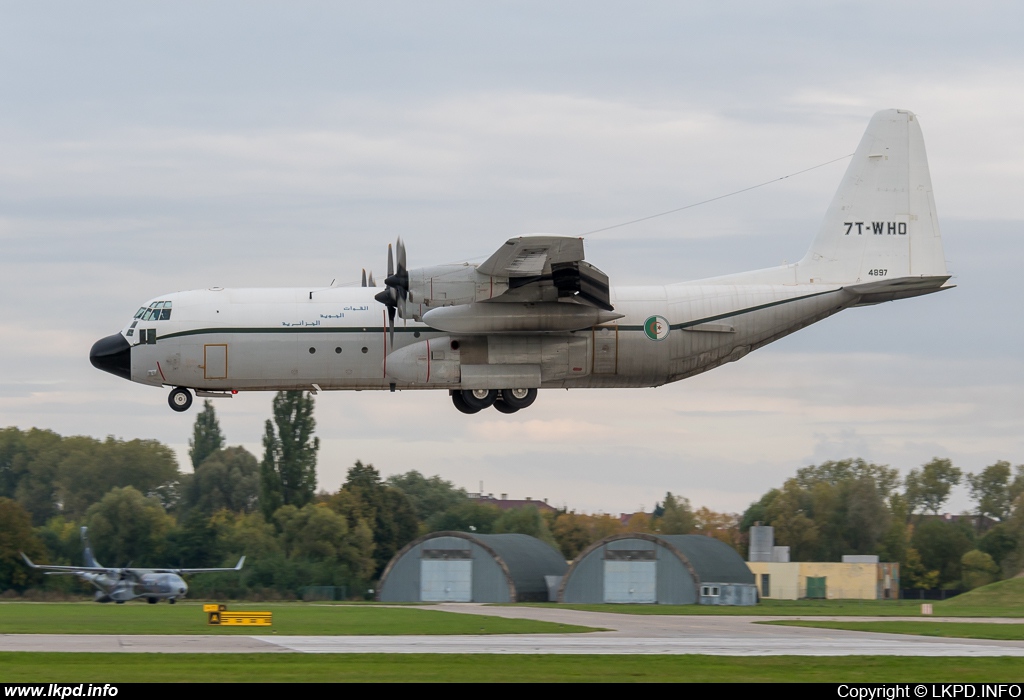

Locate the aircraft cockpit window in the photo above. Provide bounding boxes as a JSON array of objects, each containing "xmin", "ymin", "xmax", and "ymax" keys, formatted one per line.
[
  {"xmin": 140, "ymin": 301, "xmax": 172, "ymax": 321},
  {"xmin": 134, "ymin": 307, "xmax": 147, "ymax": 319}
]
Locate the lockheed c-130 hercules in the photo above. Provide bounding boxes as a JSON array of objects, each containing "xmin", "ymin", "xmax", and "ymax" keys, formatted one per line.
[{"xmin": 90, "ymin": 109, "xmax": 952, "ymax": 414}]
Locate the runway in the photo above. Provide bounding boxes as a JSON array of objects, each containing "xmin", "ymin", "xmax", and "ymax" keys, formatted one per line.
[{"xmin": 2, "ymin": 604, "xmax": 1023, "ymax": 656}]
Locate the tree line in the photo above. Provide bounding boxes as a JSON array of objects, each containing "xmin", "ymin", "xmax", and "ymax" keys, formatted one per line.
[
  {"xmin": 739, "ymin": 457, "xmax": 1024, "ymax": 591},
  {"xmin": 2, "ymin": 394, "xmax": 1022, "ymax": 598},
  {"xmin": 0, "ymin": 394, "xmax": 720, "ymax": 598}
]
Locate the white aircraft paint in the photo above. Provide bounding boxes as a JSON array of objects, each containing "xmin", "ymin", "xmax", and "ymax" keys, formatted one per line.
[{"xmin": 90, "ymin": 110, "xmax": 952, "ymax": 414}]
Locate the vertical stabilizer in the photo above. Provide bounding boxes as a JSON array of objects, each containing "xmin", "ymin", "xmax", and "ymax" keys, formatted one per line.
[
  {"xmin": 80, "ymin": 526, "xmax": 100, "ymax": 568},
  {"xmin": 797, "ymin": 109, "xmax": 948, "ymax": 284}
]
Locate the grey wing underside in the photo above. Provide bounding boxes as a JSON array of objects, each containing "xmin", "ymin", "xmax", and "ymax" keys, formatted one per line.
[{"xmin": 478, "ymin": 236, "xmax": 614, "ymax": 311}]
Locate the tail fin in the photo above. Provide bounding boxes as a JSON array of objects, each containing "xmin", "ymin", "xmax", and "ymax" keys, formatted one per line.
[
  {"xmin": 798, "ymin": 109, "xmax": 949, "ymax": 285},
  {"xmin": 80, "ymin": 526, "xmax": 100, "ymax": 568}
]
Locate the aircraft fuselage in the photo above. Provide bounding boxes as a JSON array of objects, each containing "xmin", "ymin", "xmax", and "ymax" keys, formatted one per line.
[{"xmin": 92, "ymin": 281, "xmax": 852, "ymax": 397}]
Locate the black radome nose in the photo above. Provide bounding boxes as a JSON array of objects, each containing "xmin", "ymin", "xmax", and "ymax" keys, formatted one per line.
[{"xmin": 90, "ymin": 334, "xmax": 132, "ymax": 380}]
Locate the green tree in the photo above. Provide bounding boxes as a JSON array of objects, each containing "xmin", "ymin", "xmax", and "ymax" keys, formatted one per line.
[
  {"xmin": 274, "ymin": 503, "xmax": 375, "ymax": 582},
  {"xmin": 493, "ymin": 506, "xmax": 558, "ymax": 547},
  {"xmin": 740, "ymin": 489, "xmax": 779, "ymax": 532},
  {"xmin": 260, "ymin": 391, "xmax": 320, "ymax": 518},
  {"xmin": 0, "ymin": 428, "xmax": 181, "ymax": 525},
  {"xmin": 182, "ymin": 446, "xmax": 260, "ymax": 516},
  {"xmin": 656, "ymin": 492, "xmax": 695, "ymax": 534},
  {"xmin": 426, "ymin": 501, "xmax": 501, "ymax": 534},
  {"xmin": 0, "ymin": 498, "xmax": 46, "ymax": 591},
  {"xmin": 877, "ymin": 494, "xmax": 911, "ymax": 568},
  {"xmin": 385, "ymin": 471, "xmax": 468, "ymax": 523},
  {"xmin": 550, "ymin": 511, "xmax": 624, "ymax": 559},
  {"xmin": 901, "ymin": 547, "xmax": 940, "ymax": 590},
  {"xmin": 741, "ymin": 459, "xmax": 897, "ymax": 561},
  {"xmin": 977, "ymin": 523, "xmax": 1018, "ymax": 571},
  {"xmin": 961, "ymin": 549, "xmax": 999, "ymax": 590},
  {"xmin": 57, "ymin": 435, "xmax": 180, "ymax": 519},
  {"xmin": 189, "ymin": 400, "xmax": 225, "ymax": 470},
  {"xmin": 84, "ymin": 486, "xmax": 175, "ymax": 567},
  {"xmin": 968, "ymin": 461, "xmax": 1013, "ymax": 522},
  {"xmin": 905, "ymin": 458, "xmax": 962, "ymax": 516},
  {"xmin": 763, "ymin": 479, "xmax": 820, "ymax": 561},
  {"xmin": 329, "ymin": 462, "xmax": 418, "ymax": 577},
  {"xmin": 911, "ymin": 517, "xmax": 974, "ymax": 586},
  {"xmin": 166, "ymin": 509, "xmax": 225, "ymax": 569}
]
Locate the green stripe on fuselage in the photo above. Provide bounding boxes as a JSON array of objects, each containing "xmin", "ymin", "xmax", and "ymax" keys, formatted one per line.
[{"xmin": 155, "ymin": 289, "xmax": 840, "ymax": 341}]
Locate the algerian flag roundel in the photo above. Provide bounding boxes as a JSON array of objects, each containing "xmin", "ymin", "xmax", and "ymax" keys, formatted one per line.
[{"xmin": 644, "ymin": 315, "xmax": 670, "ymax": 341}]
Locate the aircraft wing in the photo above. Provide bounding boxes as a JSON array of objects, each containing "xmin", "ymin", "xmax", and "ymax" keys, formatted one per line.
[
  {"xmin": 476, "ymin": 236, "xmax": 613, "ymax": 310},
  {"xmin": 20, "ymin": 553, "xmax": 117, "ymax": 576},
  {"xmin": 149, "ymin": 556, "xmax": 246, "ymax": 575}
]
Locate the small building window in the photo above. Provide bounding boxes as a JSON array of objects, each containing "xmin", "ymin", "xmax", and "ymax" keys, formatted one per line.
[{"xmin": 701, "ymin": 585, "xmax": 720, "ymax": 597}]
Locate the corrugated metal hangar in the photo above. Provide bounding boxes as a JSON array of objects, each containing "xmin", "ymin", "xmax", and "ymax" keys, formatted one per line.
[
  {"xmin": 377, "ymin": 531, "xmax": 568, "ymax": 603},
  {"xmin": 558, "ymin": 533, "xmax": 757, "ymax": 605}
]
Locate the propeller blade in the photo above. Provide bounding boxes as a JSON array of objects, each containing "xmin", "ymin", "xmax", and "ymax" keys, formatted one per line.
[
  {"xmin": 361, "ymin": 269, "xmax": 367, "ymax": 287},
  {"xmin": 396, "ymin": 237, "xmax": 406, "ymax": 276},
  {"xmin": 368, "ymin": 271, "xmax": 375, "ymax": 287},
  {"xmin": 388, "ymin": 305, "xmax": 395, "ymax": 348},
  {"xmin": 387, "ymin": 243, "xmax": 394, "ymax": 279}
]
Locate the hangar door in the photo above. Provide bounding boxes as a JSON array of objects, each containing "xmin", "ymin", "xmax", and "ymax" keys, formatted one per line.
[
  {"xmin": 603, "ymin": 549, "xmax": 656, "ymax": 603},
  {"xmin": 420, "ymin": 549, "xmax": 473, "ymax": 602}
]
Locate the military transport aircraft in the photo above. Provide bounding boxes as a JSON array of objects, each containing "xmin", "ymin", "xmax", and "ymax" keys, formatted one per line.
[
  {"xmin": 90, "ymin": 109, "xmax": 952, "ymax": 414},
  {"xmin": 22, "ymin": 527, "xmax": 244, "ymax": 603}
]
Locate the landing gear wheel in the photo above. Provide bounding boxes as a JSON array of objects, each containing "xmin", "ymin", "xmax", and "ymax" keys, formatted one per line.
[
  {"xmin": 168, "ymin": 387, "xmax": 193, "ymax": 412},
  {"xmin": 501, "ymin": 388, "xmax": 537, "ymax": 410},
  {"xmin": 147, "ymin": 597, "xmax": 158, "ymax": 604},
  {"xmin": 493, "ymin": 399, "xmax": 519, "ymax": 414},
  {"xmin": 169, "ymin": 598, "xmax": 176, "ymax": 604},
  {"xmin": 461, "ymin": 389, "xmax": 497, "ymax": 410},
  {"xmin": 451, "ymin": 391, "xmax": 482, "ymax": 414}
]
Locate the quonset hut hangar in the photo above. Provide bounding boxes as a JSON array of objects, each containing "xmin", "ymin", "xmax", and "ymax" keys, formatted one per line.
[
  {"xmin": 377, "ymin": 532, "xmax": 568, "ymax": 603},
  {"xmin": 559, "ymin": 533, "xmax": 757, "ymax": 605}
]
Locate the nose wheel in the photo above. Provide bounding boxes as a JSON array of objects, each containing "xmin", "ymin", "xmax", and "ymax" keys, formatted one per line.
[{"xmin": 168, "ymin": 387, "xmax": 193, "ymax": 412}]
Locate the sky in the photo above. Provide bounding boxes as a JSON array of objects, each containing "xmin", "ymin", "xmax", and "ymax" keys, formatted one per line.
[{"xmin": 1, "ymin": 1, "xmax": 1022, "ymax": 517}]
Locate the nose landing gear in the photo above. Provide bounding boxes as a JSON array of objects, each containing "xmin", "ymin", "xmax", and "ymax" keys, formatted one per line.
[{"xmin": 168, "ymin": 387, "xmax": 193, "ymax": 412}]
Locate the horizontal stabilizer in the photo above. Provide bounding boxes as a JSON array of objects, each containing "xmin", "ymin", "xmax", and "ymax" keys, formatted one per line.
[{"xmin": 846, "ymin": 274, "xmax": 953, "ymax": 306}]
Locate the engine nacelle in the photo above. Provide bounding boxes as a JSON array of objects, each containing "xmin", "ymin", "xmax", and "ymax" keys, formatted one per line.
[
  {"xmin": 402, "ymin": 265, "xmax": 509, "ymax": 320},
  {"xmin": 422, "ymin": 302, "xmax": 622, "ymax": 334}
]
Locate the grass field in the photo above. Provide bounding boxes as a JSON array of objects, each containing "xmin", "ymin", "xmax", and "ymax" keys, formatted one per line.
[
  {"xmin": 932, "ymin": 578, "xmax": 1024, "ymax": 617},
  {"xmin": 760, "ymin": 619, "xmax": 1024, "ymax": 641},
  {"xmin": 517, "ymin": 578, "xmax": 1024, "ymax": 616},
  {"xmin": 518, "ymin": 599, "xmax": 933, "ymax": 616},
  {"xmin": 0, "ymin": 602, "xmax": 597, "ymax": 635},
  {"xmin": 2, "ymin": 652, "xmax": 1023, "ymax": 683}
]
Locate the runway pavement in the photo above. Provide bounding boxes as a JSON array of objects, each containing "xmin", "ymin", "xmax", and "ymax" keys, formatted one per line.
[{"xmin": 2, "ymin": 604, "xmax": 1023, "ymax": 656}]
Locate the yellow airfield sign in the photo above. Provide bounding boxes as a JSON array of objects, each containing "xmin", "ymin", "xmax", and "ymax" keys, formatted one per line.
[{"xmin": 204, "ymin": 603, "xmax": 273, "ymax": 626}]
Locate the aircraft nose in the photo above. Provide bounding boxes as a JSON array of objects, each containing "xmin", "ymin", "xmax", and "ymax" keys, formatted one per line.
[{"xmin": 89, "ymin": 333, "xmax": 132, "ymax": 380}]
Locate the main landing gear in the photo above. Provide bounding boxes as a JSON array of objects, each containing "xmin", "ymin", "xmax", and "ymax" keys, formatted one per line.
[
  {"xmin": 168, "ymin": 387, "xmax": 193, "ymax": 412},
  {"xmin": 451, "ymin": 388, "xmax": 537, "ymax": 414}
]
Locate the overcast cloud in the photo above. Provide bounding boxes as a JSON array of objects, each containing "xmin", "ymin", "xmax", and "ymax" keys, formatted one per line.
[{"xmin": 1, "ymin": 2, "xmax": 1022, "ymax": 515}]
